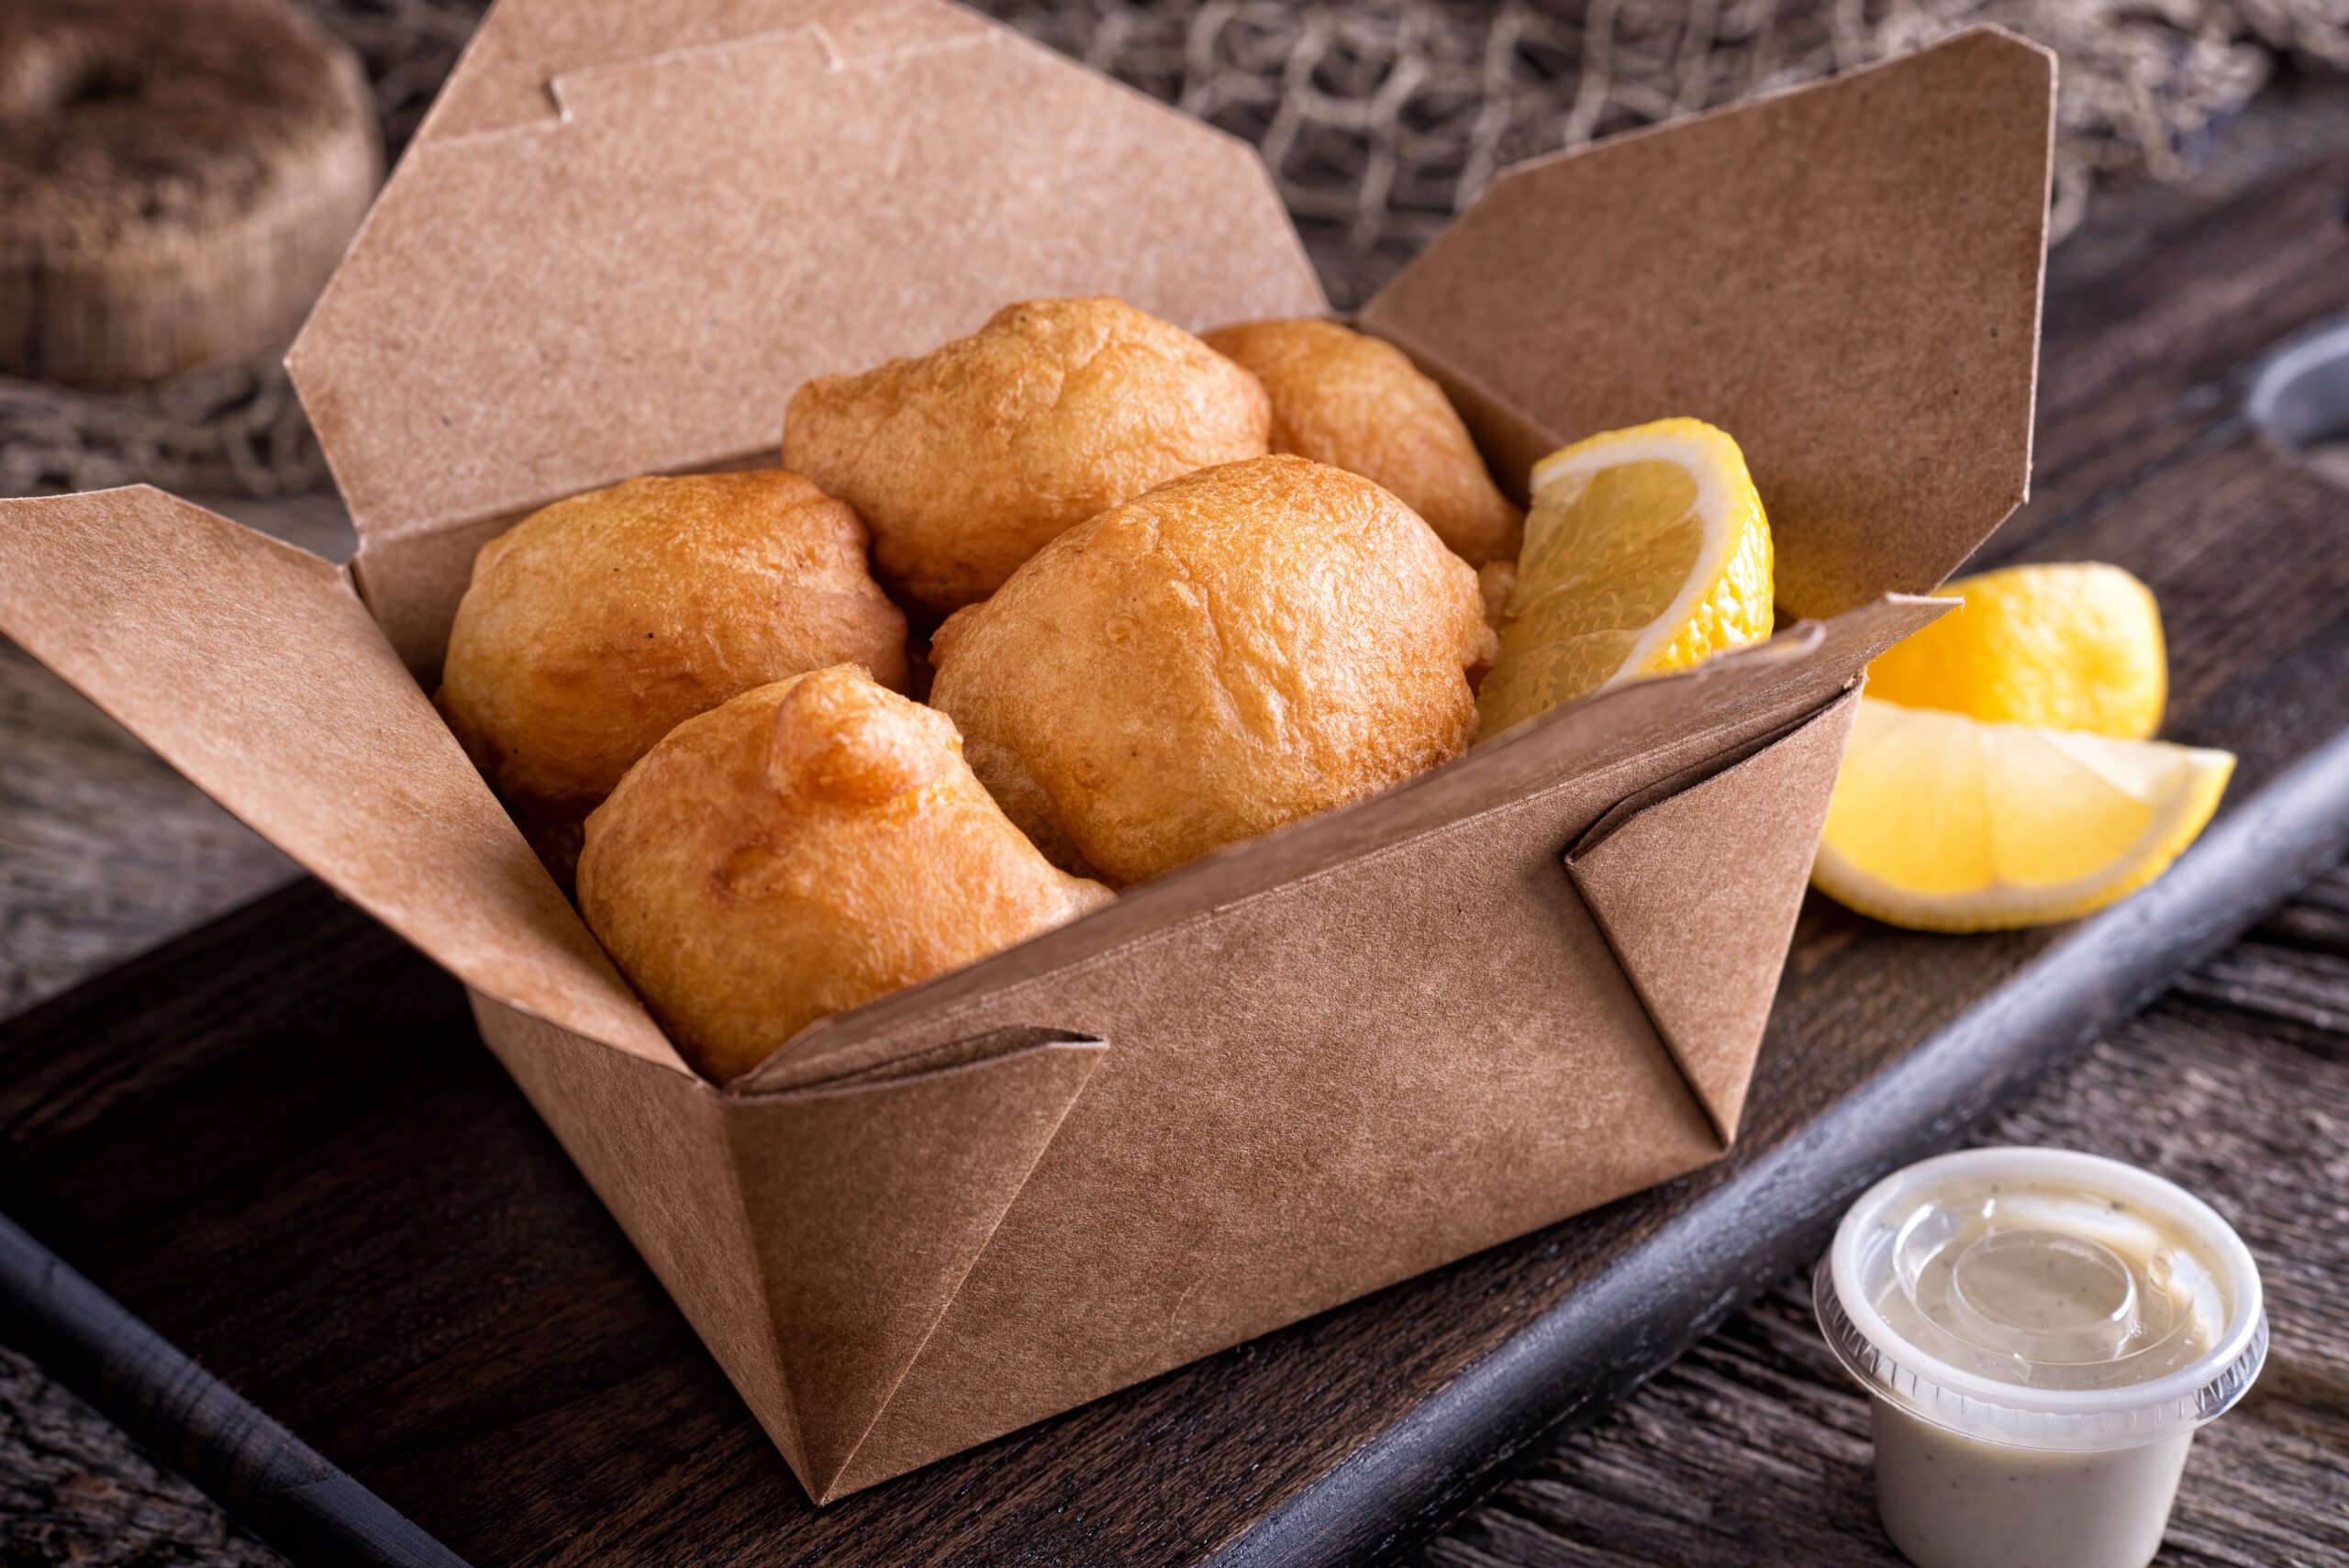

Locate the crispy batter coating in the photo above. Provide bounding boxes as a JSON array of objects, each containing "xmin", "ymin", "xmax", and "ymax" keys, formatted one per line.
[
  {"xmin": 1470, "ymin": 559, "xmax": 1517, "ymax": 692},
  {"xmin": 929, "ymin": 454, "xmax": 1497, "ymax": 887},
  {"xmin": 783, "ymin": 296, "xmax": 1272, "ymax": 618},
  {"xmin": 1200, "ymin": 318, "xmax": 1522, "ymax": 566},
  {"xmin": 436, "ymin": 472, "xmax": 908, "ymax": 880},
  {"xmin": 577, "ymin": 667, "xmax": 1113, "ymax": 1082}
]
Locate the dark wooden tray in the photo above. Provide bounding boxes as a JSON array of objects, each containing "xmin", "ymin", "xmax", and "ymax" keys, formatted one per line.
[{"xmin": 3, "ymin": 131, "xmax": 2347, "ymax": 1568}]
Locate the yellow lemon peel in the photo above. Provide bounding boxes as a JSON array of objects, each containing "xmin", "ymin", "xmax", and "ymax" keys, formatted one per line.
[
  {"xmin": 1475, "ymin": 417, "xmax": 1773, "ymax": 742},
  {"xmin": 1866, "ymin": 562, "xmax": 2166, "ymax": 740},
  {"xmin": 1811, "ymin": 699, "xmax": 2232, "ymax": 932}
]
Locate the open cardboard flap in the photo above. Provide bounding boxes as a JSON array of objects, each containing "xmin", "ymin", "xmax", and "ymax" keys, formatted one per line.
[
  {"xmin": 0, "ymin": 486, "xmax": 674, "ymax": 1071},
  {"xmin": 288, "ymin": 0, "xmax": 1328, "ymax": 675},
  {"xmin": 1358, "ymin": 26, "xmax": 2054, "ymax": 620},
  {"xmin": 0, "ymin": 16, "xmax": 2051, "ymax": 1502}
]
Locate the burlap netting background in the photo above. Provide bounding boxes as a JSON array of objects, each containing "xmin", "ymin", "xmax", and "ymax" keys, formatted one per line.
[{"xmin": 5, "ymin": 0, "xmax": 2343, "ymax": 501}]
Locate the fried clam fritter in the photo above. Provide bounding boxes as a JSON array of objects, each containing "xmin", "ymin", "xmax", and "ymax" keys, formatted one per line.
[
  {"xmin": 783, "ymin": 296, "xmax": 1271, "ymax": 619},
  {"xmin": 576, "ymin": 666, "xmax": 1113, "ymax": 1082},
  {"xmin": 436, "ymin": 471, "xmax": 908, "ymax": 884},
  {"xmin": 928, "ymin": 454, "xmax": 1497, "ymax": 888},
  {"xmin": 1200, "ymin": 317, "xmax": 1522, "ymax": 566}
]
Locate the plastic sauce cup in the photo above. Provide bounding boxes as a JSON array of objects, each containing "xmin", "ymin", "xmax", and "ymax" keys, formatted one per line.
[{"xmin": 1814, "ymin": 1148, "xmax": 2266, "ymax": 1568}]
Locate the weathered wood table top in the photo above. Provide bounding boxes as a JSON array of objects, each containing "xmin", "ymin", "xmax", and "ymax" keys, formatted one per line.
[{"xmin": 1, "ymin": 70, "xmax": 2347, "ymax": 1568}]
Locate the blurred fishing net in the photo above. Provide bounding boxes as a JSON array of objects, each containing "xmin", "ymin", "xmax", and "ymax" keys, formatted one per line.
[{"xmin": 6, "ymin": 0, "xmax": 2343, "ymax": 498}]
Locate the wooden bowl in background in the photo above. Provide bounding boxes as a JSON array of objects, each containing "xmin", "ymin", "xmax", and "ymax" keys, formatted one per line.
[{"xmin": 0, "ymin": 0, "xmax": 380, "ymax": 386}]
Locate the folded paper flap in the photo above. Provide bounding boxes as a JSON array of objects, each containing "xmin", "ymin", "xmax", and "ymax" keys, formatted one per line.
[
  {"xmin": 466, "ymin": 997, "xmax": 808, "ymax": 1472},
  {"xmin": 416, "ymin": 0, "xmax": 992, "ymax": 142},
  {"xmin": 1357, "ymin": 26, "xmax": 2053, "ymax": 618},
  {"xmin": 290, "ymin": 0, "xmax": 1323, "ymax": 650},
  {"xmin": 540, "ymin": 14, "xmax": 993, "ymax": 126},
  {"xmin": 745, "ymin": 595, "xmax": 1946, "ymax": 1094},
  {"xmin": 721, "ymin": 1028, "xmax": 1108, "ymax": 1497},
  {"xmin": 1564, "ymin": 606, "xmax": 1942, "ymax": 857},
  {"xmin": 0, "ymin": 488, "xmax": 679, "ymax": 1073},
  {"xmin": 773, "ymin": 736, "xmax": 1730, "ymax": 1495},
  {"xmin": 731, "ymin": 1025, "xmax": 1103, "ymax": 1096},
  {"xmin": 1570, "ymin": 704, "xmax": 1823, "ymax": 862},
  {"xmin": 1568, "ymin": 685, "xmax": 1866, "ymax": 1142}
]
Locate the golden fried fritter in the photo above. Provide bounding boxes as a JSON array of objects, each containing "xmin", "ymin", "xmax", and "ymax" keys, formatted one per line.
[
  {"xmin": 783, "ymin": 296, "xmax": 1272, "ymax": 618},
  {"xmin": 1200, "ymin": 318, "xmax": 1522, "ymax": 566},
  {"xmin": 928, "ymin": 455, "xmax": 1496, "ymax": 887},
  {"xmin": 436, "ymin": 472, "xmax": 908, "ymax": 881},
  {"xmin": 576, "ymin": 667, "xmax": 1113, "ymax": 1082}
]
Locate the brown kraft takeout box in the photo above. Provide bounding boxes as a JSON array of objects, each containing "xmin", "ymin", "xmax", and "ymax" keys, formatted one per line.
[{"xmin": 0, "ymin": 2, "xmax": 2054, "ymax": 1504}]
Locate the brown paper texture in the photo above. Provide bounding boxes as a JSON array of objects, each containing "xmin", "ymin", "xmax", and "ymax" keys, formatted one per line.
[
  {"xmin": 0, "ymin": 13, "xmax": 2050, "ymax": 1503},
  {"xmin": 474, "ymin": 1004, "xmax": 1105, "ymax": 1485},
  {"xmin": 1570, "ymin": 685, "xmax": 1865, "ymax": 1142},
  {"xmin": 1358, "ymin": 27, "xmax": 2054, "ymax": 620},
  {"xmin": 0, "ymin": 486, "xmax": 674, "ymax": 1070},
  {"xmin": 289, "ymin": 0, "xmax": 1326, "ymax": 674}
]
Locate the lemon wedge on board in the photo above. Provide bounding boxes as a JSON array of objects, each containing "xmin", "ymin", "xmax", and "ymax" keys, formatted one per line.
[
  {"xmin": 1475, "ymin": 417, "xmax": 1774, "ymax": 741},
  {"xmin": 1865, "ymin": 562, "xmax": 2167, "ymax": 740},
  {"xmin": 1811, "ymin": 699, "xmax": 2233, "ymax": 932}
]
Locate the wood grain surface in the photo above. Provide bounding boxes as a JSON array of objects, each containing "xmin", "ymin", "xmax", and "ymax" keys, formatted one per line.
[
  {"xmin": 0, "ymin": 1339, "xmax": 280, "ymax": 1567},
  {"xmin": 0, "ymin": 72, "xmax": 2344, "ymax": 1568},
  {"xmin": 1422, "ymin": 865, "xmax": 2349, "ymax": 1568},
  {"xmin": 0, "ymin": 1199, "xmax": 465, "ymax": 1568}
]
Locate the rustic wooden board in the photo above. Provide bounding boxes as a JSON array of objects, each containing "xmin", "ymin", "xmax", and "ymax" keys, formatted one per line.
[
  {"xmin": 0, "ymin": 1337, "xmax": 282, "ymax": 1567},
  {"xmin": 1, "ymin": 79, "xmax": 2346, "ymax": 1568},
  {"xmin": 0, "ymin": 1205, "xmax": 462, "ymax": 1568},
  {"xmin": 1422, "ymin": 863, "xmax": 2349, "ymax": 1568}
]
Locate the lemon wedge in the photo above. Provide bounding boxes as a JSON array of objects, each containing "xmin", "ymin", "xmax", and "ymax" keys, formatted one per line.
[
  {"xmin": 1866, "ymin": 562, "xmax": 2167, "ymax": 740},
  {"xmin": 1475, "ymin": 418, "xmax": 1773, "ymax": 741},
  {"xmin": 1811, "ymin": 699, "xmax": 2233, "ymax": 932}
]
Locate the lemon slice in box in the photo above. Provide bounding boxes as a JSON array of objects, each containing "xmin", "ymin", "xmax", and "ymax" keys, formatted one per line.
[
  {"xmin": 1475, "ymin": 418, "xmax": 1774, "ymax": 741},
  {"xmin": 1811, "ymin": 699, "xmax": 2233, "ymax": 933}
]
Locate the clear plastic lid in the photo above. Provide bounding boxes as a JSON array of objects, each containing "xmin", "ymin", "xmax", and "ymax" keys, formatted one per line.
[{"xmin": 1814, "ymin": 1147, "xmax": 2266, "ymax": 1451}]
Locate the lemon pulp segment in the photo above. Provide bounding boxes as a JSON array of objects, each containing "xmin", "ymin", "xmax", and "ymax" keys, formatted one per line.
[
  {"xmin": 1865, "ymin": 562, "xmax": 2167, "ymax": 740},
  {"xmin": 1811, "ymin": 699, "xmax": 2233, "ymax": 932},
  {"xmin": 1475, "ymin": 418, "xmax": 1773, "ymax": 742}
]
